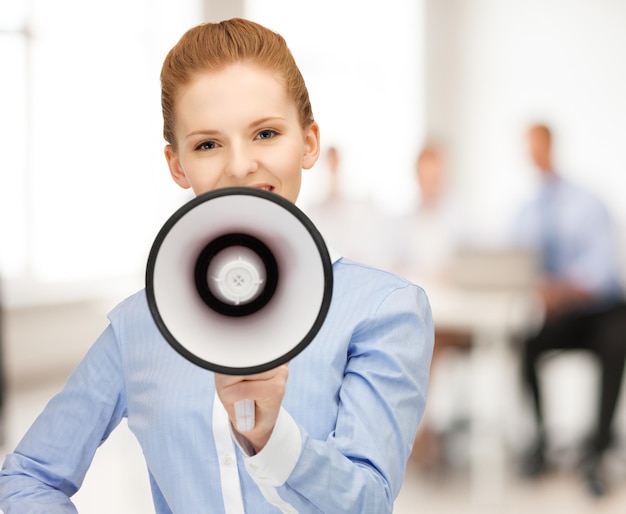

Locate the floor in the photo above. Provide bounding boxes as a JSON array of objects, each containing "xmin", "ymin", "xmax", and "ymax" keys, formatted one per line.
[{"xmin": 2, "ymin": 299, "xmax": 626, "ymax": 512}]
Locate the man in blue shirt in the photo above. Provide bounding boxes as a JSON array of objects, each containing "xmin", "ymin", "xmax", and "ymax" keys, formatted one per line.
[{"xmin": 513, "ymin": 123, "xmax": 626, "ymax": 497}]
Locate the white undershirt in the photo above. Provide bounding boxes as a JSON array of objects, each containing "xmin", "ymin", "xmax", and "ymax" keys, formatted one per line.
[{"xmin": 212, "ymin": 393, "xmax": 302, "ymax": 513}]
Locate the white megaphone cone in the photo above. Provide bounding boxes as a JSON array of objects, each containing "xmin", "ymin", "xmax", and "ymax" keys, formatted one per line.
[{"xmin": 146, "ymin": 187, "xmax": 333, "ymax": 431}]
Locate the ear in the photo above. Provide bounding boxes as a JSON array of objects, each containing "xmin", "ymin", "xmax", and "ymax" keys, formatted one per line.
[
  {"xmin": 301, "ymin": 121, "xmax": 321, "ymax": 170},
  {"xmin": 164, "ymin": 145, "xmax": 191, "ymax": 189}
]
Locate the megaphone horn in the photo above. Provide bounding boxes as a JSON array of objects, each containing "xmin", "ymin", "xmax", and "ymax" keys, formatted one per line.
[{"xmin": 146, "ymin": 187, "xmax": 333, "ymax": 431}]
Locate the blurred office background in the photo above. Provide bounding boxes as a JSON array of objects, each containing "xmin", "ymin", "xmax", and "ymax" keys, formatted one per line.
[{"xmin": 2, "ymin": 0, "xmax": 626, "ymax": 512}]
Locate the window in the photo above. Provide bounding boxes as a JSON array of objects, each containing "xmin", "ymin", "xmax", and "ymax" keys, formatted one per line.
[
  {"xmin": 0, "ymin": 0, "xmax": 201, "ymax": 305},
  {"xmin": 0, "ymin": 3, "xmax": 29, "ymax": 279}
]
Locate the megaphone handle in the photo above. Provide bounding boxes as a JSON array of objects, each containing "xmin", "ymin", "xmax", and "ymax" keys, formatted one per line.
[{"xmin": 234, "ymin": 399, "xmax": 255, "ymax": 432}]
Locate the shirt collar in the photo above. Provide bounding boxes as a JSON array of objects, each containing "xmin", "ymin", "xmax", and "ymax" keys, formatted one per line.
[{"xmin": 327, "ymin": 244, "xmax": 342, "ymax": 264}]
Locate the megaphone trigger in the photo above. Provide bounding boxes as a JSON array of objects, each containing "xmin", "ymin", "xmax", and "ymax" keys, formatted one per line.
[{"xmin": 234, "ymin": 399, "xmax": 255, "ymax": 432}]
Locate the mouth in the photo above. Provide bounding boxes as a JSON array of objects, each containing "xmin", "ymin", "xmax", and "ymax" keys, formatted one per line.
[{"xmin": 251, "ymin": 184, "xmax": 275, "ymax": 192}]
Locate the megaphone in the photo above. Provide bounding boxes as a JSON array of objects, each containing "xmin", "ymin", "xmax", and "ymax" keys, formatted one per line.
[{"xmin": 145, "ymin": 187, "xmax": 333, "ymax": 431}]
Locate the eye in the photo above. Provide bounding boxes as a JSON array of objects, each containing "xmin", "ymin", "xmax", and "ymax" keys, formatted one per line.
[
  {"xmin": 257, "ymin": 129, "xmax": 277, "ymax": 140},
  {"xmin": 195, "ymin": 140, "xmax": 218, "ymax": 151}
]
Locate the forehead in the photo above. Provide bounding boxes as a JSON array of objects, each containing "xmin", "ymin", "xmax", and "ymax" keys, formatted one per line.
[{"xmin": 176, "ymin": 63, "xmax": 289, "ymax": 117}]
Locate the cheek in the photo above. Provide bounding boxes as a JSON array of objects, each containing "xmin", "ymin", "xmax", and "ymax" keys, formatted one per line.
[
  {"xmin": 272, "ymin": 149, "xmax": 303, "ymax": 200},
  {"xmin": 270, "ymin": 143, "xmax": 303, "ymax": 177},
  {"xmin": 184, "ymin": 167, "xmax": 223, "ymax": 196}
]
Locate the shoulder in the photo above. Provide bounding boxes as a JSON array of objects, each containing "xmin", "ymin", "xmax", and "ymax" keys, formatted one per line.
[
  {"xmin": 106, "ymin": 289, "xmax": 158, "ymax": 339},
  {"xmin": 334, "ymin": 257, "xmax": 419, "ymax": 287},
  {"xmin": 108, "ymin": 289, "xmax": 150, "ymax": 320},
  {"xmin": 332, "ymin": 258, "xmax": 430, "ymax": 312},
  {"xmin": 558, "ymin": 177, "xmax": 601, "ymax": 202},
  {"xmin": 557, "ymin": 178, "xmax": 611, "ymax": 220}
]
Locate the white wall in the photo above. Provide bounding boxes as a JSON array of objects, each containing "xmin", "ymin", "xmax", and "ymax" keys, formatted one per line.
[{"xmin": 425, "ymin": 0, "xmax": 626, "ymax": 241}]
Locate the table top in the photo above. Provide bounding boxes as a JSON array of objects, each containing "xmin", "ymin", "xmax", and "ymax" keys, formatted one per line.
[{"xmin": 405, "ymin": 272, "xmax": 545, "ymax": 338}]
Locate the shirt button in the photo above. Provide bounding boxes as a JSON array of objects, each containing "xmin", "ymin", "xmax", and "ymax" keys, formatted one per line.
[{"xmin": 222, "ymin": 454, "xmax": 233, "ymax": 465}]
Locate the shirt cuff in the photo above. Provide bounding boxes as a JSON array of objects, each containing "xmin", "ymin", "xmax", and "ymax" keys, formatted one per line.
[{"xmin": 239, "ymin": 407, "xmax": 302, "ymax": 487}]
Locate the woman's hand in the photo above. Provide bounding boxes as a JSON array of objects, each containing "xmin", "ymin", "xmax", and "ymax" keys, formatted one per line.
[{"xmin": 214, "ymin": 363, "xmax": 289, "ymax": 453}]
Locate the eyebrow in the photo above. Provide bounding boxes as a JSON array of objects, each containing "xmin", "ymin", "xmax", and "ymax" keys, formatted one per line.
[{"xmin": 185, "ymin": 116, "xmax": 287, "ymax": 139}]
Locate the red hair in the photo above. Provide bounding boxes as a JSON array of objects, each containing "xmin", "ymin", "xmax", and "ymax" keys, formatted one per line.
[{"xmin": 160, "ymin": 18, "xmax": 314, "ymax": 150}]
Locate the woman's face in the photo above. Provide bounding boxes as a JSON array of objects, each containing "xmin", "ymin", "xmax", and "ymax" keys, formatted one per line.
[{"xmin": 165, "ymin": 63, "xmax": 320, "ymax": 204}]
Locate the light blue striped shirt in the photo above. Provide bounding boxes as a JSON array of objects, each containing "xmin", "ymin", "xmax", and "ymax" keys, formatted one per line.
[
  {"xmin": 512, "ymin": 174, "xmax": 623, "ymax": 303},
  {"xmin": 0, "ymin": 257, "xmax": 433, "ymax": 513}
]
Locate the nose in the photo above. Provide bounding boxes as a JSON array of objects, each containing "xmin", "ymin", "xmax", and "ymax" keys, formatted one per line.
[{"xmin": 225, "ymin": 145, "xmax": 258, "ymax": 179}]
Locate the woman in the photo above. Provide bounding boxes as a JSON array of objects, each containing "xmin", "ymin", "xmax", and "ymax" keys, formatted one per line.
[{"xmin": 0, "ymin": 19, "xmax": 433, "ymax": 513}]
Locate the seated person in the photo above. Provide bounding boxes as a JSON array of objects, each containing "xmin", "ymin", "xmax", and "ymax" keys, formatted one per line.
[{"xmin": 512, "ymin": 123, "xmax": 626, "ymax": 497}]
